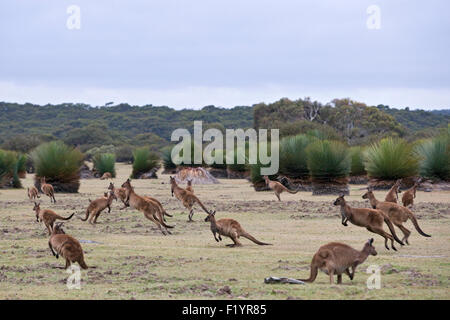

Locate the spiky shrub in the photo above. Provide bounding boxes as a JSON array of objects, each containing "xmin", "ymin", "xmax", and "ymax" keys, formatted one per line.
[
  {"xmin": 0, "ymin": 150, "xmax": 24, "ymax": 188},
  {"xmin": 349, "ymin": 146, "xmax": 366, "ymax": 176},
  {"xmin": 250, "ymin": 142, "xmax": 277, "ymax": 187},
  {"xmin": 415, "ymin": 135, "xmax": 450, "ymax": 181},
  {"xmin": 279, "ymin": 134, "xmax": 313, "ymax": 179},
  {"xmin": 161, "ymin": 146, "xmax": 177, "ymax": 171},
  {"xmin": 306, "ymin": 140, "xmax": 350, "ymax": 182},
  {"xmin": 364, "ymin": 137, "xmax": 419, "ymax": 180},
  {"xmin": 93, "ymin": 153, "xmax": 116, "ymax": 178},
  {"xmin": 30, "ymin": 141, "xmax": 84, "ymax": 192},
  {"xmin": 131, "ymin": 147, "xmax": 160, "ymax": 178}
]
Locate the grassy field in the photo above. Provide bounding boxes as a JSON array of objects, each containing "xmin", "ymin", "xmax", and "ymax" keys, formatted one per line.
[{"xmin": 0, "ymin": 163, "xmax": 449, "ymax": 300}]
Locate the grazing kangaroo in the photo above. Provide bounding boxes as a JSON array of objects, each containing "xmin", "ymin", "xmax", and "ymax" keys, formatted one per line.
[
  {"xmin": 263, "ymin": 175, "xmax": 299, "ymax": 201},
  {"xmin": 48, "ymin": 222, "xmax": 89, "ymax": 269},
  {"xmin": 100, "ymin": 172, "xmax": 112, "ymax": 180},
  {"xmin": 362, "ymin": 188, "xmax": 431, "ymax": 244},
  {"xmin": 333, "ymin": 195, "xmax": 404, "ymax": 251},
  {"xmin": 170, "ymin": 176, "xmax": 211, "ymax": 222},
  {"xmin": 81, "ymin": 190, "xmax": 117, "ymax": 224},
  {"xmin": 121, "ymin": 179, "xmax": 174, "ymax": 235},
  {"xmin": 204, "ymin": 210, "xmax": 271, "ymax": 247},
  {"xmin": 27, "ymin": 186, "xmax": 40, "ymax": 200},
  {"xmin": 299, "ymin": 238, "xmax": 377, "ymax": 284},
  {"xmin": 402, "ymin": 179, "xmax": 421, "ymax": 208},
  {"xmin": 384, "ymin": 179, "xmax": 402, "ymax": 203},
  {"xmin": 33, "ymin": 202, "xmax": 74, "ymax": 235},
  {"xmin": 186, "ymin": 179, "xmax": 194, "ymax": 193},
  {"xmin": 40, "ymin": 177, "xmax": 56, "ymax": 203}
]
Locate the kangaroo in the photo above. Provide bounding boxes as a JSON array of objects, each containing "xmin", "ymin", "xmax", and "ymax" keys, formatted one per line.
[
  {"xmin": 299, "ymin": 238, "xmax": 377, "ymax": 284},
  {"xmin": 48, "ymin": 222, "xmax": 90, "ymax": 269},
  {"xmin": 402, "ymin": 178, "xmax": 421, "ymax": 208},
  {"xmin": 100, "ymin": 172, "xmax": 112, "ymax": 180},
  {"xmin": 170, "ymin": 176, "xmax": 211, "ymax": 222},
  {"xmin": 204, "ymin": 210, "xmax": 271, "ymax": 247},
  {"xmin": 27, "ymin": 186, "xmax": 40, "ymax": 200},
  {"xmin": 333, "ymin": 195, "xmax": 404, "ymax": 251},
  {"xmin": 186, "ymin": 179, "xmax": 194, "ymax": 193},
  {"xmin": 263, "ymin": 175, "xmax": 299, "ymax": 201},
  {"xmin": 33, "ymin": 202, "xmax": 74, "ymax": 235},
  {"xmin": 40, "ymin": 177, "xmax": 56, "ymax": 203},
  {"xmin": 362, "ymin": 188, "xmax": 431, "ymax": 244},
  {"xmin": 384, "ymin": 179, "xmax": 402, "ymax": 203},
  {"xmin": 81, "ymin": 190, "xmax": 117, "ymax": 224},
  {"xmin": 121, "ymin": 179, "xmax": 174, "ymax": 235},
  {"xmin": 108, "ymin": 182, "xmax": 128, "ymax": 209}
]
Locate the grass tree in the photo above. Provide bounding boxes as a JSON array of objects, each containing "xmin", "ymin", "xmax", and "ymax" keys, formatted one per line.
[
  {"xmin": 0, "ymin": 149, "xmax": 25, "ymax": 188},
  {"xmin": 93, "ymin": 153, "xmax": 116, "ymax": 178},
  {"xmin": 349, "ymin": 146, "xmax": 366, "ymax": 176},
  {"xmin": 364, "ymin": 137, "xmax": 419, "ymax": 180},
  {"xmin": 131, "ymin": 147, "xmax": 160, "ymax": 178},
  {"xmin": 415, "ymin": 133, "xmax": 450, "ymax": 181},
  {"xmin": 278, "ymin": 134, "xmax": 313, "ymax": 179},
  {"xmin": 30, "ymin": 141, "xmax": 84, "ymax": 192}
]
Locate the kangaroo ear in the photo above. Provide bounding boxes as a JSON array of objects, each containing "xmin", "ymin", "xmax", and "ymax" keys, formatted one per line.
[{"xmin": 369, "ymin": 238, "xmax": 374, "ymax": 245}]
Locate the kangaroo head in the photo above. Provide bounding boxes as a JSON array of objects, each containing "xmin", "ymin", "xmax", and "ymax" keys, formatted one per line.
[
  {"xmin": 53, "ymin": 222, "xmax": 66, "ymax": 235},
  {"xmin": 204, "ymin": 210, "xmax": 216, "ymax": 222},
  {"xmin": 187, "ymin": 179, "xmax": 192, "ymax": 186},
  {"xmin": 364, "ymin": 238, "xmax": 377, "ymax": 256},
  {"xmin": 108, "ymin": 182, "xmax": 114, "ymax": 190},
  {"xmin": 33, "ymin": 202, "xmax": 40, "ymax": 211},
  {"xmin": 121, "ymin": 178, "xmax": 132, "ymax": 190},
  {"xmin": 362, "ymin": 187, "xmax": 373, "ymax": 199},
  {"xmin": 394, "ymin": 179, "xmax": 402, "ymax": 193},
  {"xmin": 333, "ymin": 194, "xmax": 346, "ymax": 206}
]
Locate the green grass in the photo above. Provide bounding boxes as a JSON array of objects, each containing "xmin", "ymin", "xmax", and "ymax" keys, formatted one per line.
[
  {"xmin": 306, "ymin": 140, "xmax": 351, "ymax": 181},
  {"xmin": 364, "ymin": 137, "xmax": 419, "ymax": 180},
  {"xmin": 131, "ymin": 147, "xmax": 160, "ymax": 178},
  {"xmin": 415, "ymin": 134, "xmax": 450, "ymax": 181},
  {"xmin": 29, "ymin": 141, "xmax": 84, "ymax": 192},
  {"xmin": 93, "ymin": 153, "xmax": 116, "ymax": 178}
]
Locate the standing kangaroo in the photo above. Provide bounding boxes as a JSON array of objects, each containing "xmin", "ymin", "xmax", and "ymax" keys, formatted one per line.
[
  {"xmin": 333, "ymin": 195, "xmax": 404, "ymax": 251},
  {"xmin": 362, "ymin": 188, "xmax": 431, "ymax": 244},
  {"xmin": 170, "ymin": 176, "xmax": 211, "ymax": 222},
  {"xmin": 186, "ymin": 179, "xmax": 194, "ymax": 193},
  {"xmin": 40, "ymin": 177, "xmax": 56, "ymax": 203},
  {"xmin": 299, "ymin": 238, "xmax": 377, "ymax": 284},
  {"xmin": 384, "ymin": 179, "xmax": 402, "ymax": 203},
  {"xmin": 204, "ymin": 210, "xmax": 271, "ymax": 247},
  {"xmin": 402, "ymin": 179, "xmax": 421, "ymax": 208},
  {"xmin": 33, "ymin": 202, "xmax": 74, "ymax": 235},
  {"xmin": 27, "ymin": 186, "xmax": 40, "ymax": 200},
  {"xmin": 48, "ymin": 222, "xmax": 90, "ymax": 269},
  {"xmin": 263, "ymin": 175, "xmax": 299, "ymax": 201},
  {"xmin": 81, "ymin": 190, "xmax": 117, "ymax": 224},
  {"xmin": 121, "ymin": 179, "xmax": 174, "ymax": 235}
]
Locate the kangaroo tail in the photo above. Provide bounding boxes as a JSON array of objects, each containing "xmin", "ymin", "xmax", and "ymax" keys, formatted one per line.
[
  {"xmin": 161, "ymin": 220, "xmax": 175, "ymax": 229},
  {"xmin": 299, "ymin": 264, "xmax": 318, "ymax": 283},
  {"xmin": 79, "ymin": 259, "xmax": 89, "ymax": 269},
  {"xmin": 60, "ymin": 213, "xmax": 75, "ymax": 221},
  {"xmin": 80, "ymin": 209, "xmax": 89, "ymax": 221},
  {"xmin": 286, "ymin": 188, "xmax": 299, "ymax": 194},
  {"xmin": 194, "ymin": 196, "xmax": 211, "ymax": 215},
  {"xmin": 163, "ymin": 210, "xmax": 173, "ymax": 217},
  {"xmin": 408, "ymin": 211, "xmax": 431, "ymax": 237},
  {"xmin": 241, "ymin": 232, "xmax": 271, "ymax": 245},
  {"xmin": 384, "ymin": 217, "xmax": 404, "ymax": 245}
]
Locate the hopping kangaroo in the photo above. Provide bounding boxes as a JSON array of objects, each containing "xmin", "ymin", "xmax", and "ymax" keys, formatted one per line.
[
  {"xmin": 27, "ymin": 186, "xmax": 40, "ymax": 200},
  {"xmin": 170, "ymin": 176, "xmax": 210, "ymax": 221},
  {"xmin": 33, "ymin": 202, "xmax": 74, "ymax": 235},
  {"xmin": 108, "ymin": 182, "xmax": 128, "ymax": 209},
  {"xmin": 384, "ymin": 179, "xmax": 402, "ymax": 203},
  {"xmin": 122, "ymin": 179, "xmax": 174, "ymax": 235},
  {"xmin": 48, "ymin": 222, "xmax": 90, "ymax": 269},
  {"xmin": 263, "ymin": 175, "xmax": 299, "ymax": 201},
  {"xmin": 299, "ymin": 239, "xmax": 377, "ymax": 284},
  {"xmin": 40, "ymin": 177, "xmax": 56, "ymax": 203},
  {"xmin": 100, "ymin": 172, "xmax": 112, "ymax": 180},
  {"xmin": 402, "ymin": 179, "xmax": 421, "ymax": 208},
  {"xmin": 81, "ymin": 190, "xmax": 117, "ymax": 224},
  {"xmin": 205, "ymin": 210, "xmax": 271, "ymax": 247},
  {"xmin": 334, "ymin": 195, "xmax": 404, "ymax": 251},
  {"xmin": 363, "ymin": 188, "xmax": 431, "ymax": 244}
]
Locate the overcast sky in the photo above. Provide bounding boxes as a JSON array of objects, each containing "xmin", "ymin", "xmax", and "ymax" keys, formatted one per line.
[{"xmin": 1, "ymin": 0, "xmax": 449, "ymax": 109}]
